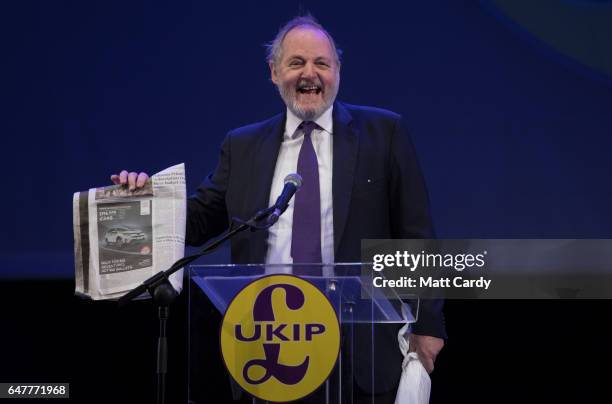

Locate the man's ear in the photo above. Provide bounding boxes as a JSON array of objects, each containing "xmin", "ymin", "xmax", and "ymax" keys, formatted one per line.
[{"xmin": 269, "ymin": 62, "xmax": 278, "ymax": 85}]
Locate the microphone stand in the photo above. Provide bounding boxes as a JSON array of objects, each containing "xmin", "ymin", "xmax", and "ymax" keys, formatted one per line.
[{"xmin": 118, "ymin": 205, "xmax": 276, "ymax": 404}]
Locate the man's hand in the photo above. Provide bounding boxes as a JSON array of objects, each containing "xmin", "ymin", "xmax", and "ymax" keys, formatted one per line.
[
  {"xmin": 110, "ymin": 170, "xmax": 149, "ymax": 191},
  {"xmin": 409, "ymin": 334, "xmax": 444, "ymax": 374}
]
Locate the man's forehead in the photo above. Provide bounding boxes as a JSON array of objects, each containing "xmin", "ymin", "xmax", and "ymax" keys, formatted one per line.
[{"xmin": 280, "ymin": 26, "xmax": 334, "ymax": 58}]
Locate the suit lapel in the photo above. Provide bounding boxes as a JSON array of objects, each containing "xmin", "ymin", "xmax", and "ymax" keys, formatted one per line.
[
  {"xmin": 332, "ymin": 102, "xmax": 358, "ymax": 255},
  {"xmin": 247, "ymin": 112, "xmax": 285, "ymax": 263}
]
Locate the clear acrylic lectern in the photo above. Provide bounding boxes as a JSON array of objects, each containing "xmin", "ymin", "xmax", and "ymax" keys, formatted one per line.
[{"xmin": 188, "ymin": 264, "xmax": 419, "ymax": 404}]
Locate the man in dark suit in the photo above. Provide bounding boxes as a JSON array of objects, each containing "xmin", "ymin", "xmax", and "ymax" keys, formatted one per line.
[{"xmin": 113, "ymin": 15, "xmax": 445, "ymax": 402}]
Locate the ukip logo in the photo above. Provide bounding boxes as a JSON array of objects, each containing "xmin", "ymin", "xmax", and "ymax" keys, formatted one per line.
[{"xmin": 221, "ymin": 275, "xmax": 340, "ymax": 402}]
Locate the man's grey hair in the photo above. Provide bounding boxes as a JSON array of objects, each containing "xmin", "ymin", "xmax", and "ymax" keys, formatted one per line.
[{"xmin": 265, "ymin": 15, "xmax": 342, "ymax": 67}]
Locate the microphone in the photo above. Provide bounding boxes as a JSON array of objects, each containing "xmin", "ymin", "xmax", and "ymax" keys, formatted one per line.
[{"xmin": 267, "ymin": 173, "xmax": 303, "ymax": 225}]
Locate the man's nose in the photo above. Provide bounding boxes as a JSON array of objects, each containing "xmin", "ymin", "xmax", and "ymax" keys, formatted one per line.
[{"xmin": 302, "ymin": 62, "xmax": 316, "ymax": 79}]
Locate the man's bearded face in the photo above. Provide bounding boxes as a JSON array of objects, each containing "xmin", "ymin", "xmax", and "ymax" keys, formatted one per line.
[{"xmin": 271, "ymin": 26, "xmax": 340, "ymax": 121}]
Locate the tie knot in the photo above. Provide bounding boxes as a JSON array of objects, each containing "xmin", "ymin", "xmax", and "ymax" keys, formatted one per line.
[{"xmin": 299, "ymin": 121, "xmax": 319, "ymax": 137}]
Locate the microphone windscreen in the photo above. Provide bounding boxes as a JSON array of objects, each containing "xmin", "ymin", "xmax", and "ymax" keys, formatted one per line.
[{"xmin": 284, "ymin": 173, "xmax": 303, "ymax": 189}]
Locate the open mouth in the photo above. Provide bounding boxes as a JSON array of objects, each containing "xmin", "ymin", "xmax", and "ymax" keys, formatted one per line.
[{"xmin": 297, "ymin": 85, "xmax": 322, "ymax": 95}]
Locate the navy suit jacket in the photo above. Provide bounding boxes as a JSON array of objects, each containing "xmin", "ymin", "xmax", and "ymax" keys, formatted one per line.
[{"xmin": 186, "ymin": 101, "xmax": 446, "ymax": 393}]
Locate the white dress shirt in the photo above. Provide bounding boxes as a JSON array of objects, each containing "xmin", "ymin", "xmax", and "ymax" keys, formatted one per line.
[{"xmin": 265, "ymin": 106, "xmax": 334, "ymax": 265}]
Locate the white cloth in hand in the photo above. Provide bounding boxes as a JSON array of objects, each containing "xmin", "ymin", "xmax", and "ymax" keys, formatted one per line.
[{"xmin": 394, "ymin": 314, "xmax": 431, "ymax": 403}]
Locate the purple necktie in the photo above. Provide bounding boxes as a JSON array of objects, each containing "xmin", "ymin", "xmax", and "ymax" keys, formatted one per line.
[{"xmin": 291, "ymin": 121, "xmax": 322, "ymax": 266}]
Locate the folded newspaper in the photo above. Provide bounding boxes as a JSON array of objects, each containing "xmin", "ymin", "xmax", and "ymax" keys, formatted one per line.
[{"xmin": 73, "ymin": 163, "xmax": 186, "ymax": 300}]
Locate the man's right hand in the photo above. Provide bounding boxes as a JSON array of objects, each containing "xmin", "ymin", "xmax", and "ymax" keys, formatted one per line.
[{"xmin": 110, "ymin": 170, "xmax": 149, "ymax": 191}]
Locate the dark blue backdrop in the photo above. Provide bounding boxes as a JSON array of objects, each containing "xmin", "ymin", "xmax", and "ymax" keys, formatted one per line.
[{"xmin": 2, "ymin": 0, "xmax": 612, "ymax": 278}]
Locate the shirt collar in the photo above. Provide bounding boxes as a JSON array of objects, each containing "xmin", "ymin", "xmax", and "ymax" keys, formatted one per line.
[{"xmin": 285, "ymin": 105, "xmax": 334, "ymax": 139}]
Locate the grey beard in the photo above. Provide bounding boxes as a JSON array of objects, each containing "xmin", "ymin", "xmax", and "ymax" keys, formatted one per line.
[{"xmin": 278, "ymin": 85, "xmax": 337, "ymax": 121}]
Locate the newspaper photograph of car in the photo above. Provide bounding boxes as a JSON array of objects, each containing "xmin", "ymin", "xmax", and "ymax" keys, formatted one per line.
[{"xmin": 104, "ymin": 227, "xmax": 146, "ymax": 247}]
